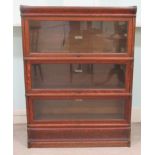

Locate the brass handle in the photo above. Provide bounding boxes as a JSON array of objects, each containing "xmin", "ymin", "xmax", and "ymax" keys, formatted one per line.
[
  {"xmin": 75, "ymin": 99, "xmax": 83, "ymax": 102},
  {"xmin": 74, "ymin": 69, "xmax": 83, "ymax": 73},
  {"xmin": 74, "ymin": 35, "xmax": 83, "ymax": 40}
]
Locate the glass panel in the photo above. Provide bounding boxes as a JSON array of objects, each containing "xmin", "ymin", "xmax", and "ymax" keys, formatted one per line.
[
  {"xmin": 29, "ymin": 21, "xmax": 128, "ymax": 53},
  {"xmin": 31, "ymin": 63, "xmax": 126, "ymax": 89},
  {"xmin": 32, "ymin": 99, "xmax": 125, "ymax": 121}
]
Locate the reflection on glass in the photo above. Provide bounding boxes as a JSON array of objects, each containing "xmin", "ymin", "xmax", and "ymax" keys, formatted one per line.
[
  {"xmin": 32, "ymin": 99, "xmax": 125, "ymax": 121},
  {"xmin": 31, "ymin": 63, "xmax": 125, "ymax": 89},
  {"xmin": 29, "ymin": 21, "xmax": 128, "ymax": 53}
]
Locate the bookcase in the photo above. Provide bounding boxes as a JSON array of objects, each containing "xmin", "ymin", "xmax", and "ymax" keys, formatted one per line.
[{"xmin": 20, "ymin": 6, "xmax": 136, "ymax": 147}]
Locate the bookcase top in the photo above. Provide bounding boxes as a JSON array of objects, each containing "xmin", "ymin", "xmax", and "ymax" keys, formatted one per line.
[{"xmin": 20, "ymin": 5, "xmax": 137, "ymax": 17}]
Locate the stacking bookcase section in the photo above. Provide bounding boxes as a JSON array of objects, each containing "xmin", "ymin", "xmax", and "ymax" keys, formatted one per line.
[
  {"xmin": 27, "ymin": 96, "xmax": 131, "ymax": 123},
  {"xmin": 25, "ymin": 61, "xmax": 132, "ymax": 91},
  {"xmin": 20, "ymin": 6, "xmax": 136, "ymax": 147}
]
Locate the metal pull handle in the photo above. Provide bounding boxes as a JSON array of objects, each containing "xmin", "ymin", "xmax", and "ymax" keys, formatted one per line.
[
  {"xmin": 75, "ymin": 99, "xmax": 83, "ymax": 102},
  {"xmin": 74, "ymin": 69, "xmax": 83, "ymax": 73},
  {"xmin": 74, "ymin": 35, "xmax": 83, "ymax": 40}
]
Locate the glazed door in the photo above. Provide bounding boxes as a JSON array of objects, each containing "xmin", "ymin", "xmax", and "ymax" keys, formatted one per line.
[
  {"xmin": 26, "ymin": 20, "xmax": 130, "ymax": 55},
  {"xmin": 27, "ymin": 97, "xmax": 130, "ymax": 123},
  {"xmin": 27, "ymin": 62, "xmax": 131, "ymax": 91}
]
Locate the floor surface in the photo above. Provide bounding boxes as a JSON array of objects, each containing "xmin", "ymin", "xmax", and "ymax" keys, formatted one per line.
[{"xmin": 13, "ymin": 123, "xmax": 140, "ymax": 155}]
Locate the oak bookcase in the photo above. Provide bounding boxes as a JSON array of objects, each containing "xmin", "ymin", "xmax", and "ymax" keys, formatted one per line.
[{"xmin": 20, "ymin": 6, "xmax": 136, "ymax": 147}]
